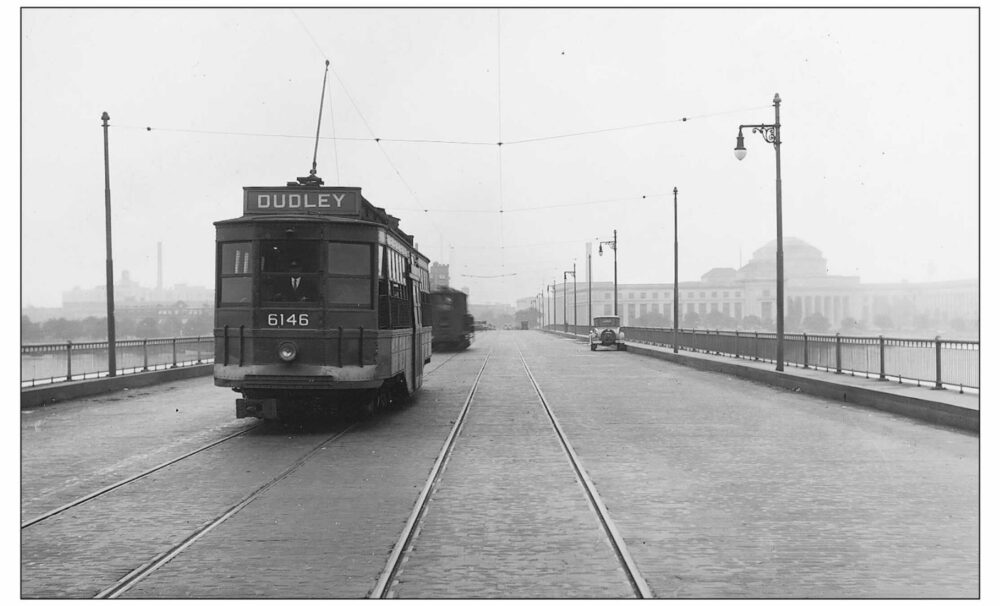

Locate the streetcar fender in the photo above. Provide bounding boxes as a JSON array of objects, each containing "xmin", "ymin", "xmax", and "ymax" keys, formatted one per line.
[
  {"xmin": 236, "ymin": 397, "xmax": 278, "ymax": 419},
  {"xmin": 215, "ymin": 363, "xmax": 379, "ymax": 383}
]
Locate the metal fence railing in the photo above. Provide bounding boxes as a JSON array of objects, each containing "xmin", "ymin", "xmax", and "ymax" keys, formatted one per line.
[
  {"xmin": 547, "ymin": 325, "xmax": 978, "ymax": 393},
  {"xmin": 21, "ymin": 336, "xmax": 214, "ymax": 388}
]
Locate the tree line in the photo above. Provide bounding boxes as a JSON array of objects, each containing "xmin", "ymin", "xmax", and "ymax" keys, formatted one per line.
[{"xmin": 21, "ymin": 314, "xmax": 214, "ymax": 344}]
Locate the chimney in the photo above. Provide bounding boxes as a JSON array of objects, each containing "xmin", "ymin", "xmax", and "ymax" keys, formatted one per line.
[{"xmin": 157, "ymin": 242, "xmax": 163, "ymax": 293}]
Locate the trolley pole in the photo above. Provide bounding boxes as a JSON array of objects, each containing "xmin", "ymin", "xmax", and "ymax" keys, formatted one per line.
[{"xmin": 101, "ymin": 112, "xmax": 117, "ymax": 377}]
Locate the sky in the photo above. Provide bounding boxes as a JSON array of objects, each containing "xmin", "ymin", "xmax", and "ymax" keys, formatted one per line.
[{"xmin": 18, "ymin": 5, "xmax": 984, "ymax": 309}]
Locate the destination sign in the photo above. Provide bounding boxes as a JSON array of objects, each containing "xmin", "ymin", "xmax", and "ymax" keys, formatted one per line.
[{"xmin": 243, "ymin": 187, "xmax": 361, "ymax": 216}]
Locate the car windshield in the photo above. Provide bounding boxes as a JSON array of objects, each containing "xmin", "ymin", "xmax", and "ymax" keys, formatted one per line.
[{"xmin": 593, "ymin": 317, "xmax": 620, "ymax": 328}]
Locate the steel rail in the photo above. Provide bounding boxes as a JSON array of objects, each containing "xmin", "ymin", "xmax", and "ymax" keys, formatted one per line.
[
  {"xmin": 23, "ymin": 351, "xmax": 461, "ymax": 530},
  {"xmin": 21, "ymin": 425, "xmax": 258, "ymax": 529},
  {"xmin": 421, "ymin": 349, "xmax": 466, "ymax": 377},
  {"xmin": 515, "ymin": 343, "xmax": 654, "ymax": 599},
  {"xmin": 369, "ymin": 350, "xmax": 493, "ymax": 599},
  {"xmin": 94, "ymin": 423, "xmax": 358, "ymax": 599}
]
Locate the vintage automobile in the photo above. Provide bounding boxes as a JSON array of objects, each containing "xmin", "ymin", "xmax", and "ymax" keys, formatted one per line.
[{"xmin": 589, "ymin": 315, "xmax": 625, "ymax": 351}]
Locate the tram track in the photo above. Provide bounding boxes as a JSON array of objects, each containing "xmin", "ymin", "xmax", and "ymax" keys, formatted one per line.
[
  {"xmin": 370, "ymin": 350, "xmax": 493, "ymax": 598},
  {"xmin": 22, "ymin": 415, "xmax": 363, "ymax": 598},
  {"xmin": 94, "ymin": 423, "xmax": 357, "ymax": 599},
  {"xmin": 369, "ymin": 338, "xmax": 652, "ymax": 598},
  {"xmin": 23, "ymin": 351, "xmax": 468, "ymax": 532},
  {"xmin": 423, "ymin": 349, "xmax": 468, "ymax": 376},
  {"xmin": 21, "ymin": 425, "xmax": 259, "ymax": 530},
  {"xmin": 22, "ymin": 349, "xmax": 485, "ymax": 599},
  {"xmin": 22, "ymin": 350, "xmax": 474, "ymax": 598},
  {"xmin": 515, "ymin": 342, "xmax": 653, "ymax": 598}
]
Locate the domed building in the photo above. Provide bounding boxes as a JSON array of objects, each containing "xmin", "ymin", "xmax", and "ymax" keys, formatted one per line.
[
  {"xmin": 540, "ymin": 237, "xmax": 976, "ymax": 337},
  {"xmin": 739, "ymin": 237, "xmax": 830, "ymax": 280},
  {"xmin": 733, "ymin": 238, "xmax": 860, "ymax": 329}
]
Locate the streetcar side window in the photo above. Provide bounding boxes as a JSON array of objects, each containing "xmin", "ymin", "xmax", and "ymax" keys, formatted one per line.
[
  {"xmin": 219, "ymin": 242, "xmax": 252, "ymax": 305},
  {"xmin": 378, "ymin": 244, "xmax": 413, "ymax": 329},
  {"xmin": 326, "ymin": 242, "xmax": 372, "ymax": 308},
  {"xmin": 418, "ymin": 263, "xmax": 432, "ymax": 327}
]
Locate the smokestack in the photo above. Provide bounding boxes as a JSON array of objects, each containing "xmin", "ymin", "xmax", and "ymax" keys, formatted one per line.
[{"xmin": 157, "ymin": 242, "xmax": 163, "ymax": 293}]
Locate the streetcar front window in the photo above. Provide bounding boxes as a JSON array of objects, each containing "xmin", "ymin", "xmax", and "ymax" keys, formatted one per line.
[
  {"xmin": 219, "ymin": 242, "xmax": 253, "ymax": 305},
  {"xmin": 262, "ymin": 241, "xmax": 320, "ymax": 273},
  {"xmin": 221, "ymin": 242, "xmax": 252, "ymax": 275},
  {"xmin": 220, "ymin": 277, "xmax": 252, "ymax": 305},
  {"xmin": 326, "ymin": 278, "xmax": 371, "ymax": 306},
  {"xmin": 327, "ymin": 242, "xmax": 372, "ymax": 308},
  {"xmin": 261, "ymin": 241, "xmax": 321, "ymax": 305},
  {"xmin": 328, "ymin": 243, "xmax": 371, "ymax": 275}
]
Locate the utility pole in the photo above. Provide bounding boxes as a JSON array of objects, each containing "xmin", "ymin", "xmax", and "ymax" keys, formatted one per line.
[
  {"xmin": 673, "ymin": 187, "xmax": 679, "ymax": 354},
  {"xmin": 587, "ymin": 243, "xmax": 592, "ymax": 329},
  {"xmin": 101, "ymin": 112, "xmax": 117, "ymax": 377}
]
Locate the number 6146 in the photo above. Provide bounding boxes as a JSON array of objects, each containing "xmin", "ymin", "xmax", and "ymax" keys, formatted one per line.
[{"xmin": 267, "ymin": 313, "xmax": 309, "ymax": 327}]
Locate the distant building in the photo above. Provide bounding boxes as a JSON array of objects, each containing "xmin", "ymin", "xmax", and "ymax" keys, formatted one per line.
[
  {"xmin": 544, "ymin": 238, "xmax": 977, "ymax": 337},
  {"xmin": 516, "ymin": 296, "xmax": 541, "ymax": 311},
  {"xmin": 430, "ymin": 262, "xmax": 450, "ymax": 290},
  {"xmin": 56, "ymin": 270, "xmax": 213, "ymax": 320},
  {"xmin": 468, "ymin": 302, "xmax": 515, "ymax": 326}
]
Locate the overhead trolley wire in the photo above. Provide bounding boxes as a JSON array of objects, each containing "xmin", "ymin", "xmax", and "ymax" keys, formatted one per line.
[
  {"xmin": 502, "ymin": 104, "xmax": 771, "ymax": 145},
  {"xmin": 389, "ymin": 191, "xmax": 666, "ymax": 215},
  {"xmin": 492, "ymin": 10, "xmax": 507, "ymax": 276},
  {"xmin": 287, "ymin": 9, "xmax": 460, "ymax": 257},
  {"xmin": 119, "ymin": 102, "xmax": 771, "ymax": 148},
  {"xmin": 288, "ymin": 8, "xmax": 469, "ymax": 260},
  {"xmin": 124, "ymin": 10, "xmax": 774, "ymax": 281}
]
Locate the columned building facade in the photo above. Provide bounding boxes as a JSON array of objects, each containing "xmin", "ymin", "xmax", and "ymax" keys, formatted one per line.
[{"xmin": 544, "ymin": 238, "xmax": 977, "ymax": 336}]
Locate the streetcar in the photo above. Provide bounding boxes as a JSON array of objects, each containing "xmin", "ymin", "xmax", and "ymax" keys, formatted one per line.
[
  {"xmin": 213, "ymin": 182, "xmax": 432, "ymax": 419},
  {"xmin": 429, "ymin": 288, "xmax": 474, "ymax": 351}
]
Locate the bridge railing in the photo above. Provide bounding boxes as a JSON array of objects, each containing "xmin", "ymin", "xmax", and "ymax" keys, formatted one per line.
[
  {"xmin": 551, "ymin": 325, "xmax": 978, "ymax": 392},
  {"xmin": 21, "ymin": 336, "xmax": 214, "ymax": 388}
]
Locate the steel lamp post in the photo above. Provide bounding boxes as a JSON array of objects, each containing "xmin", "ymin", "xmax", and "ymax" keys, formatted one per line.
[
  {"xmin": 563, "ymin": 267, "xmax": 576, "ymax": 333},
  {"xmin": 734, "ymin": 92, "xmax": 785, "ymax": 372},
  {"xmin": 673, "ymin": 187, "xmax": 679, "ymax": 354},
  {"xmin": 101, "ymin": 112, "xmax": 117, "ymax": 377},
  {"xmin": 598, "ymin": 230, "xmax": 618, "ymax": 316}
]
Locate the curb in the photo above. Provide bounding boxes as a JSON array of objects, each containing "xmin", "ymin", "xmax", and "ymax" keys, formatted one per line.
[{"xmin": 21, "ymin": 364, "xmax": 214, "ymax": 409}]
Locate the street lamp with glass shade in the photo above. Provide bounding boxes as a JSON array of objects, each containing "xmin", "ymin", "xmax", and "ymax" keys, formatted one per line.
[
  {"xmin": 597, "ymin": 230, "xmax": 618, "ymax": 317},
  {"xmin": 733, "ymin": 130, "xmax": 748, "ymax": 161},
  {"xmin": 732, "ymin": 93, "xmax": 785, "ymax": 371}
]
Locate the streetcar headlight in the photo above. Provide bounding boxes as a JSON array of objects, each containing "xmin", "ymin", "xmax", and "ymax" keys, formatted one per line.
[{"xmin": 277, "ymin": 341, "xmax": 298, "ymax": 362}]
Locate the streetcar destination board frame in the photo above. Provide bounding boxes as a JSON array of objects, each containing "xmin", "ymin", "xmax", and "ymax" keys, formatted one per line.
[{"xmin": 243, "ymin": 186, "xmax": 362, "ymax": 216}]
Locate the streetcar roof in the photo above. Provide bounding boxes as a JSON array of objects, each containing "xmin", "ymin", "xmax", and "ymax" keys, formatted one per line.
[{"xmin": 216, "ymin": 184, "xmax": 427, "ymax": 261}]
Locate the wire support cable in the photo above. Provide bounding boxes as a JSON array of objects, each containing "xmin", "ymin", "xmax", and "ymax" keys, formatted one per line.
[
  {"xmin": 117, "ymin": 104, "xmax": 770, "ymax": 148},
  {"xmin": 503, "ymin": 104, "xmax": 771, "ymax": 145},
  {"xmin": 390, "ymin": 191, "xmax": 667, "ymax": 215}
]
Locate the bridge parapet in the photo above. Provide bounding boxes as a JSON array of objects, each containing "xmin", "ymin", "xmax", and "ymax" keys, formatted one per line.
[
  {"xmin": 543, "ymin": 325, "xmax": 978, "ymax": 393},
  {"xmin": 21, "ymin": 336, "xmax": 214, "ymax": 388}
]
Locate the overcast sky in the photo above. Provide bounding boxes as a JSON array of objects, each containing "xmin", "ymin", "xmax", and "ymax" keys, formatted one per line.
[{"xmin": 19, "ymin": 5, "xmax": 983, "ymax": 309}]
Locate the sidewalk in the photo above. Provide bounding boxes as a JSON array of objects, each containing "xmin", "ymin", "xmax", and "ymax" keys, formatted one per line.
[{"xmin": 548, "ymin": 330, "xmax": 979, "ymax": 433}]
